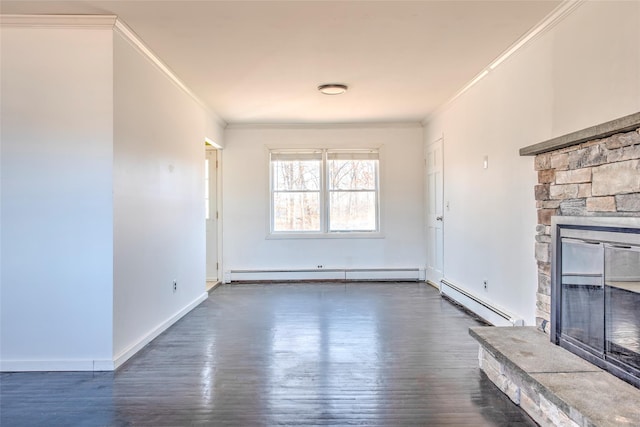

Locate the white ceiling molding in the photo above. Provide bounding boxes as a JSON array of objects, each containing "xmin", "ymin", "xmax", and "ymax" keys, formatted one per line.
[
  {"xmin": 0, "ymin": 13, "xmax": 227, "ymax": 129},
  {"xmin": 113, "ymin": 19, "xmax": 227, "ymax": 129},
  {"xmin": 0, "ymin": 14, "xmax": 117, "ymax": 28},
  {"xmin": 423, "ymin": 0, "xmax": 584, "ymax": 125},
  {"xmin": 225, "ymin": 122, "xmax": 423, "ymax": 131}
]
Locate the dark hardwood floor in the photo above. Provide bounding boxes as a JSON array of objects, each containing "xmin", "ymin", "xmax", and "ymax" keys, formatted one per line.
[{"xmin": 1, "ymin": 283, "xmax": 535, "ymax": 426}]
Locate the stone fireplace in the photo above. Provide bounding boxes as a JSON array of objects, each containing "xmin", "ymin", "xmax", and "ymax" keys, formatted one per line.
[
  {"xmin": 467, "ymin": 114, "xmax": 640, "ymax": 426},
  {"xmin": 521, "ymin": 111, "xmax": 640, "ymax": 384}
]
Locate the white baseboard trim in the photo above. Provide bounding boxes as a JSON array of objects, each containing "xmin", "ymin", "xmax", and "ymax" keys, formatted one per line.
[
  {"xmin": 440, "ymin": 279, "xmax": 524, "ymax": 327},
  {"xmin": 1, "ymin": 292, "xmax": 208, "ymax": 372},
  {"xmin": 0, "ymin": 358, "xmax": 114, "ymax": 372},
  {"xmin": 112, "ymin": 292, "xmax": 208, "ymax": 370},
  {"xmin": 227, "ymin": 268, "xmax": 425, "ymax": 283}
]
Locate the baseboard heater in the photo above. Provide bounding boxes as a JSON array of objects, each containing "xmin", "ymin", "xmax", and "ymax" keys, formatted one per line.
[
  {"xmin": 226, "ymin": 268, "xmax": 425, "ymax": 283},
  {"xmin": 440, "ymin": 279, "xmax": 524, "ymax": 327}
]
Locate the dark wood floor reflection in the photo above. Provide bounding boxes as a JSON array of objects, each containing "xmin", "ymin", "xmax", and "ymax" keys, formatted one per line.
[{"xmin": 1, "ymin": 283, "xmax": 535, "ymax": 426}]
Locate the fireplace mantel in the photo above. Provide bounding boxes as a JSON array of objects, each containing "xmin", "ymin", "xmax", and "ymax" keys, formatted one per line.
[{"xmin": 520, "ymin": 111, "xmax": 640, "ymax": 156}]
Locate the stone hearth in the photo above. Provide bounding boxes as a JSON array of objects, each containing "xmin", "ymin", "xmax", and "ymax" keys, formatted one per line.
[{"xmin": 470, "ymin": 326, "xmax": 640, "ymax": 427}]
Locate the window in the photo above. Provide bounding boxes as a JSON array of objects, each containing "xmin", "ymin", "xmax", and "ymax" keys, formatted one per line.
[
  {"xmin": 327, "ymin": 151, "xmax": 378, "ymax": 231},
  {"xmin": 270, "ymin": 149, "xmax": 379, "ymax": 235}
]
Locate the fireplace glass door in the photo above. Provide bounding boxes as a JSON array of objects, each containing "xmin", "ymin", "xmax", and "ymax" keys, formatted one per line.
[
  {"xmin": 561, "ymin": 238, "xmax": 604, "ymax": 354},
  {"xmin": 605, "ymin": 244, "xmax": 640, "ymax": 372},
  {"xmin": 554, "ymin": 218, "xmax": 640, "ymax": 388}
]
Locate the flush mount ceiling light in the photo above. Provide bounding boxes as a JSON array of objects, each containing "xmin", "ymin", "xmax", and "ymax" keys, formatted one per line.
[{"xmin": 318, "ymin": 83, "xmax": 348, "ymax": 95}]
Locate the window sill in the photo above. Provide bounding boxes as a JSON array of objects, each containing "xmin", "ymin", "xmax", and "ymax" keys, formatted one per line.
[{"xmin": 266, "ymin": 232, "xmax": 384, "ymax": 240}]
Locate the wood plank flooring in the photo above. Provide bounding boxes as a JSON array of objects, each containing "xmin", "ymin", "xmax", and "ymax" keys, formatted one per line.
[{"xmin": 0, "ymin": 283, "xmax": 536, "ymax": 426}]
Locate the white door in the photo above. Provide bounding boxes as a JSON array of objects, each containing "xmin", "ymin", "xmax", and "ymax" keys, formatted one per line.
[
  {"xmin": 206, "ymin": 149, "xmax": 218, "ymax": 282},
  {"xmin": 426, "ymin": 138, "xmax": 444, "ymax": 286}
]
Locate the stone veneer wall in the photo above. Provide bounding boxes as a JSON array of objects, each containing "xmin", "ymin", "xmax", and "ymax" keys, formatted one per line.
[{"xmin": 533, "ymin": 126, "xmax": 640, "ymax": 330}]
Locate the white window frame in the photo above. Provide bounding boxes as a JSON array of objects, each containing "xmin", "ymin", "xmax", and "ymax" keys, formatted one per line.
[{"xmin": 268, "ymin": 148, "xmax": 381, "ymax": 239}]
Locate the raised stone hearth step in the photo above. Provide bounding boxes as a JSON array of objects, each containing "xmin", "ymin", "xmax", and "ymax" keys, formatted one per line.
[{"xmin": 470, "ymin": 326, "xmax": 640, "ymax": 427}]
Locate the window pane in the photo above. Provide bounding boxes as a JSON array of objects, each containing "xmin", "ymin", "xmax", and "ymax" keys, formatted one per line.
[
  {"xmin": 329, "ymin": 160, "xmax": 376, "ymax": 190},
  {"xmin": 329, "ymin": 191, "xmax": 377, "ymax": 231},
  {"xmin": 273, "ymin": 160, "xmax": 320, "ymax": 191},
  {"xmin": 273, "ymin": 192, "xmax": 320, "ymax": 231}
]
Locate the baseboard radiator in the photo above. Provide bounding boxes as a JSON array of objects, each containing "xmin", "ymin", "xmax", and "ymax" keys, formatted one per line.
[
  {"xmin": 226, "ymin": 268, "xmax": 425, "ymax": 283},
  {"xmin": 440, "ymin": 279, "xmax": 524, "ymax": 327}
]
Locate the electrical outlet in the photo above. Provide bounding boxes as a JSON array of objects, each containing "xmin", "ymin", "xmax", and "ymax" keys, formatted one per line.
[
  {"xmin": 317, "ymin": 265, "xmax": 324, "ymax": 269},
  {"xmin": 483, "ymin": 279, "xmax": 488, "ymax": 290},
  {"xmin": 173, "ymin": 280, "xmax": 177, "ymax": 293}
]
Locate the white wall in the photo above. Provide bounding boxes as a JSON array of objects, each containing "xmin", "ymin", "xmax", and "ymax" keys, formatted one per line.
[
  {"xmin": 424, "ymin": 0, "xmax": 640, "ymax": 325},
  {"xmin": 0, "ymin": 27, "xmax": 115, "ymax": 370},
  {"xmin": 0, "ymin": 22, "xmax": 225, "ymax": 371},
  {"xmin": 112, "ymin": 32, "xmax": 219, "ymax": 362},
  {"xmin": 222, "ymin": 125, "xmax": 425, "ymax": 277}
]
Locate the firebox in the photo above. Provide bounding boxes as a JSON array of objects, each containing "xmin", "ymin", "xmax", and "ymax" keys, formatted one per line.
[{"xmin": 552, "ymin": 216, "xmax": 640, "ymax": 388}]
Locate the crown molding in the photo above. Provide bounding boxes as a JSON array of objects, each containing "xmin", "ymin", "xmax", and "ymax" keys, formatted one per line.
[
  {"xmin": 225, "ymin": 121, "xmax": 423, "ymax": 131},
  {"xmin": 422, "ymin": 0, "xmax": 584, "ymax": 126},
  {"xmin": 0, "ymin": 14, "xmax": 117, "ymax": 28},
  {"xmin": 0, "ymin": 13, "xmax": 227, "ymax": 129},
  {"xmin": 113, "ymin": 19, "xmax": 227, "ymax": 129}
]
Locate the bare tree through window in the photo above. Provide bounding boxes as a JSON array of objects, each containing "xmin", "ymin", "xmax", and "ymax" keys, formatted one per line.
[
  {"xmin": 328, "ymin": 158, "xmax": 377, "ymax": 231},
  {"xmin": 272, "ymin": 153, "xmax": 321, "ymax": 231},
  {"xmin": 271, "ymin": 150, "xmax": 378, "ymax": 233}
]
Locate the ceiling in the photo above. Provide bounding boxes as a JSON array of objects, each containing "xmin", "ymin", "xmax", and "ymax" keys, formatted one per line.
[{"xmin": 1, "ymin": 1, "xmax": 562, "ymax": 124}]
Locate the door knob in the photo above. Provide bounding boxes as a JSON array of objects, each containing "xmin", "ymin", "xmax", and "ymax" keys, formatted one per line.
[{"xmin": 436, "ymin": 216, "xmax": 443, "ymax": 221}]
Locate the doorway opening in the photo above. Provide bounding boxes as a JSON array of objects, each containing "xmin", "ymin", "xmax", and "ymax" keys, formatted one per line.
[{"xmin": 205, "ymin": 143, "xmax": 220, "ymax": 290}]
